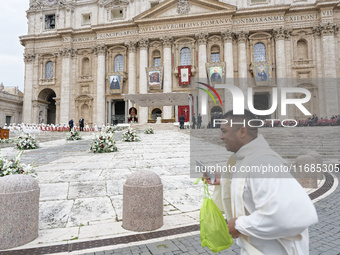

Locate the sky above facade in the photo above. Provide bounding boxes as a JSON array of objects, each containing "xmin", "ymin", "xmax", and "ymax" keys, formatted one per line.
[{"xmin": 0, "ymin": 0, "xmax": 29, "ymax": 92}]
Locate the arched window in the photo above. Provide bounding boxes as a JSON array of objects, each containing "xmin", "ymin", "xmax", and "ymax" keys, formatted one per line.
[
  {"xmin": 45, "ymin": 61, "xmax": 53, "ymax": 79},
  {"xmin": 254, "ymin": 43, "xmax": 266, "ymax": 62},
  {"xmin": 180, "ymin": 47, "xmax": 191, "ymax": 66},
  {"xmin": 297, "ymin": 40, "xmax": 308, "ymax": 60},
  {"xmin": 114, "ymin": 54, "xmax": 124, "ymax": 72},
  {"xmin": 151, "ymin": 108, "xmax": 162, "ymax": 120},
  {"xmin": 82, "ymin": 57, "xmax": 90, "ymax": 76},
  {"xmin": 153, "ymin": 50, "xmax": 161, "ymax": 67},
  {"xmin": 211, "ymin": 45, "xmax": 220, "ymax": 63}
]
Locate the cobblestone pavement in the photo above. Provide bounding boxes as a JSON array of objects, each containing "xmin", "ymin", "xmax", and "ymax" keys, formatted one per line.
[{"xmin": 82, "ymin": 172, "xmax": 340, "ymax": 255}]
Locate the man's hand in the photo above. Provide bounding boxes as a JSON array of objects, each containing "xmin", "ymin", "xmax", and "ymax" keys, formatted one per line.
[
  {"xmin": 202, "ymin": 172, "xmax": 220, "ymax": 185},
  {"xmin": 228, "ymin": 218, "xmax": 241, "ymax": 239}
]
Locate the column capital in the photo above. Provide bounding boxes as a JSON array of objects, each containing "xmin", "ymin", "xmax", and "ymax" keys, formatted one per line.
[
  {"xmin": 273, "ymin": 27, "xmax": 287, "ymax": 41},
  {"xmin": 161, "ymin": 36, "xmax": 174, "ymax": 48},
  {"xmin": 138, "ymin": 38, "xmax": 149, "ymax": 50},
  {"xmin": 313, "ymin": 26, "xmax": 322, "ymax": 38},
  {"xmin": 195, "ymin": 32, "xmax": 208, "ymax": 45},
  {"xmin": 60, "ymin": 47, "xmax": 77, "ymax": 57},
  {"xmin": 221, "ymin": 29, "xmax": 235, "ymax": 42},
  {"xmin": 236, "ymin": 31, "xmax": 248, "ymax": 43},
  {"xmin": 125, "ymin": 41, "xmax": 137, "ymax": 53},
  {"xmin": 93, "ymin": 44, "xmax": 107, "ymax": 55},
  {"xmin": 24, "ymin": 53, "xmax": 36, "ymax": 63},
  {"xmin": 319, "ymin": 22, "xmax": 338, "ymax": 36}
]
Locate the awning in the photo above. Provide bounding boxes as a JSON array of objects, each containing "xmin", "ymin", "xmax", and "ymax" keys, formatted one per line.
[{"xmin": 122, "ymin": 92, "xmax": 191, "ymax": 107}]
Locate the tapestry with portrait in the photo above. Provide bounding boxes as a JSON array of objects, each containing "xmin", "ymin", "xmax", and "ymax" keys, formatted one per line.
[
  {"xmin": 146, "ymin": 66, "xmax": 163, "ymax": 91},
  {"xmin": 108, "ymin": 72, "xmax": 123, "ymax": 94},
  {"xmin": 253, "ymin": 62, "xmax": 272, "ymax": 86},
  {"xmin": 206, "ymin": 62, "xmax": 225, "ymax": 85},
  {"xmin": 178, "ymin": 65, "xmax": 191, "ymax": 86}
]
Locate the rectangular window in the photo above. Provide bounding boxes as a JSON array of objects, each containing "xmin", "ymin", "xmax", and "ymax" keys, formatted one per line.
[
  {"xmin": 82, "ymin": 14, "xmax": 91, "ymax": 25},
  {"xmin": 211, "ymin": 53, "xmax": 220, "ymax": 63},
  {"xmin": 153, "ymin": 57, "xmax": 161, "ymax": 67},
  {"xmin": 111, "ymin": 9, "xmax": 124, "ymax": 19},
  {"xmin": 251, "ymin": 0, "xmax": 267, "ymax": 4},
  {"xmin": 45, "ymin": 14, "xmax": 55, "ymax": 30}
]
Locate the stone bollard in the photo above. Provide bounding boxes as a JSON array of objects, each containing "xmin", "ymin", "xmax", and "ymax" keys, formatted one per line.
[
  {"xmin": 122, "ymin": 170, "xmax": 163, "ymax": 232},
  {"xmin": 295, "ymin": 151, "xmax": 323, "ymax": 188},
  {"xmin": 0, "ymin": 175, "xmax": 40, "ymax": 249}
]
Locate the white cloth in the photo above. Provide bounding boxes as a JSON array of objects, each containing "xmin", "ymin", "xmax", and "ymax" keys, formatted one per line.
[{"xmin": 214, "ymin": 135, "xmax": 318, "ymax": 255}]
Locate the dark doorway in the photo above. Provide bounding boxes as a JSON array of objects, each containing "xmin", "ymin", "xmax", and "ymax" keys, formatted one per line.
[
  {"xmin": 113, "ymin": 101, "xmax": 125, "ymax": 124},
  {"xmin": 47, "ymin": 93, "xmax": 56, "ymax": 124},
  {"xmin": 253, "ymin": 93, "xmax": 270, "ymax": 119},
  {"xmin": 151, "ymin": 108, "xmax": 162, "ymax": 120},
  {"xmin": 210, "ymin": 106, "xmax": 223, "ymax": 128}
]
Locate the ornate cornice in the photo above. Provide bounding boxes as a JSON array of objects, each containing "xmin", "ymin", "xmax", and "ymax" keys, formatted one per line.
[
  {"xmin": 59, "ymin": 47, "xmax": 77, "ymax": 57},
  {"xmin": 24, "ymin": 53, "xmax": 36, "ymax": 63},
  {"xmin": 138, "ymin": 39, "xmax": 149, "ymax": 50},
  {"xmin": 195, "ymin": 32, "xmax": 208, "ymax": 45},
  {"xmin": 221, "ymin": 30, "xmax": 234, "ymax": 42},
  {"xmin": 236, "ymin": 31, "xmax": 248, "ymax": 43},
  {"xmin": 125, "ymin": 41, "xmax": 137, "ymax": 53},
  {"xmin": 93, "ymin": 45, "xmax": 107, "ymax": 55},
  {"xmin": 161, "ymin": 36, "xmax": 173, "ymax": 48}
]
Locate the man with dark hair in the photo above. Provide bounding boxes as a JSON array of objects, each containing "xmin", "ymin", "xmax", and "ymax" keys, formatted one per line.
[
  {"xmin": 68, "ymin": 119, "xmax": 74, "ymax": 131},
  {"xmin": 206, "ymin": 109, "xmax": 318, "ymax": 254},
  {"xmin": 79, "ymin": 117, "xmax": 84, "ymax": 131}
]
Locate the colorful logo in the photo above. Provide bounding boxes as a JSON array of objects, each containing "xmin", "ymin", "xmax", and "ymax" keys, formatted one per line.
[{"xmin": 197, "ymin": 82, "xmax": 223, "ymax": 107}]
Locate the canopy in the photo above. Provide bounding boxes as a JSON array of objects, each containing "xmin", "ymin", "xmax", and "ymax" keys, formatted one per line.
[{"xmin": 122, "ymin": 92, "xmax": 191, "ymax": 107}]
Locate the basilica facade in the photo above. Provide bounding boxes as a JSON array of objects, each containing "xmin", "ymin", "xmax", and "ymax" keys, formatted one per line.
[{"xmin": 21, "ymin": 0, "xmax": 340, "ymax": 126}]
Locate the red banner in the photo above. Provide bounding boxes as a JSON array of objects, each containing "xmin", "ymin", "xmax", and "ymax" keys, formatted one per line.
[
  {"xmin": 178, "ymin": 105, "xmax": 190, "ymax": 122},
  {"xmin": 178, "ymin": 65, "xmax": 191, "ymax": 86}
]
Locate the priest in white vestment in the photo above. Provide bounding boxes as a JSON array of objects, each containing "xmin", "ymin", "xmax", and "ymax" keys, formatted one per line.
[{"xmin": 209, "ymin": 110, "xmax": 318, "ymax": 255}]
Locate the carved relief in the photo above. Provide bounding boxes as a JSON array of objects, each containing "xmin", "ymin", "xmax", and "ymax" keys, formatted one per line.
[
  {"xmin": 161, "ymin": 36, "xmax": 174, "ymax": 48},
  {"xmin": 59, "ymin": 47, "xmax": 77, "ymax": 57},
  {"xmin": 177, "ymin": 0, "xmax": 191, "ymax": 15},
  {"xmin": 93, "ymin": 45, "xmax": 107, "ymax": 55},
  {"xmin": 221, "ymin": 30, "xmax": 234, "ymax": 42},
  {"xmin": 24, "ymin": 53, "xmax": 36, "ymax": 63},
  {"xmin": 236, "ymin": 31, "xmax": 249, "ymax": 43}
]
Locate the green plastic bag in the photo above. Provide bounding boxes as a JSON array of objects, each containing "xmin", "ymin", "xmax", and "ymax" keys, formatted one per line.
[{"xmin": 199, "ymin": 181, "xmax": 233, "ymax": 253}]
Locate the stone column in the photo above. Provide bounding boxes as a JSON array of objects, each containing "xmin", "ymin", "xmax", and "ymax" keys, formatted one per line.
[
  {"xmin": 273, "ymin": 27, "xmax": 287, "ymax": 119},
  {"xmin": 196, "ymin": 32, "xmax": 208, "ymax": 125},
  {"xmin": 320, "ymin": 23, "xmax": 339, "ymax": 116},
  {"xmin": 161, "ymin": 36, "xmax": 173, "ymax": 120},
  {"xmin": 23, "ymin": 54, "xmax": 35, "ymax": 123},
  {"xmin": 313, "ymin": 26, "xmax": 326, "ymax": 117},
  {"xmin": 107, "ymin": 100, "xmax": 112, "ymax": 125},
  {"xmin": 60, "ymin": 47, "xmax": 75, "ymax": 124},
  {"xmin": 138, "ymin": 39, "xmax": 149, "ymax": 124},
  {"xmin": 95, "ymin": 45, "xmax": 107, "ymax": 126},
  {"xmin": 125, "ymin": 41, "xmax": 137, "ymax": 111},
  {"xmin": 236, "ymin": 31, "xmax": 248, "ymax": 94},
  {"xmin": 222, "ymin": 30, "xmax": 234, "ymax": 112}
]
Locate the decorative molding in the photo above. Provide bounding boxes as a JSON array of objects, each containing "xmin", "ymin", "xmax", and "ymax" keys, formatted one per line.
[
  {"xmin": 236, "ymin": 31, "xmax": 248, "ymax": 43},
  {"xmin": 221, "ymin": 30, "xmax": 234, "ymax": 42},
  {"xmin": 101, "ymin": 0, "xmax": 129, "ymax": 8},
  {"xmin": 177, "ymin": 0, "xmax": 191, "ymax": 15},
  {"xmin": 138, "ymin": 39, "xmax": 149, "ymax": 50},
  {"xmin": 195, "ymin": 32, "xmax": 208, "ymax": 45},
  {"xmin": 65, "ymin": 4, "xmax": 75, "ymax": 13},
  {"xmin": 59, "ymin": 47, "xmax": 77, "ymax": 57},
  {"xmin": 161, "ymin": 36, "xmax": 174, "ymax": 48},
  {"xmin": 312, "ymin": 26, "xmax": 322, "ymax": 38},
  {"xmin": 24, "ymin": 53, "xmax": 36, "ymax": 63},
  {"xmin": 125, "ymin": 41, "xmax": 137, "ymax": 53}
]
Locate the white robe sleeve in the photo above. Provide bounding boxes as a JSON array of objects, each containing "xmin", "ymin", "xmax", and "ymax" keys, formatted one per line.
[{"xmin": 235, "ymin": 156, "xmax": 318, "ymax": 240}]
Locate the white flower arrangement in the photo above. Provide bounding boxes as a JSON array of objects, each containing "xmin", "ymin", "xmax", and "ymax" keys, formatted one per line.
[
  {"xmin": 90, "ymin": 132, "xmax": 117, "ymax": 153},
  {"xmin": 122, "ymin": 127, "xmax": 141, "ymax": 142},
  {"xmin": 16, "ymin": 133, "xmax": 39, "ymax": 150},
  {"xmin": 144, "ymin": 126, "xmax": 154, "ymax": 134},
  {"xmin": 104, "ymin": 126, "xmax": 117, "ymax": 133},
  {"xmin": 0, "ymin": 150, "xmax": 36, "ymax": 177},
  {"xmin": 66, "ymin": 128, "xmax": 82, "ymax": 141}
]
